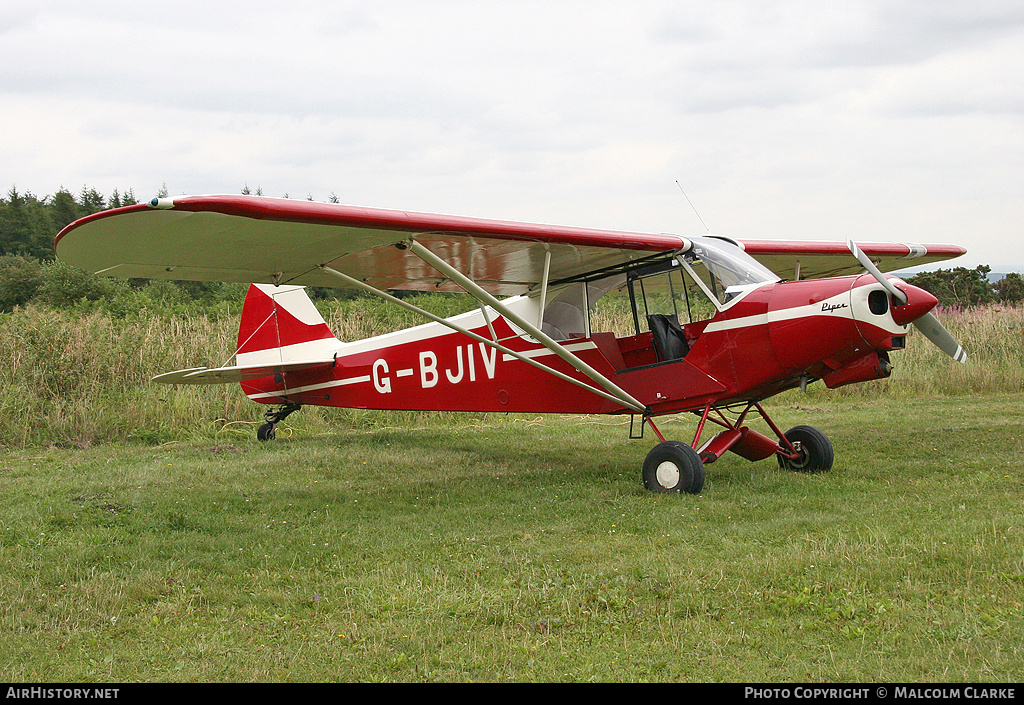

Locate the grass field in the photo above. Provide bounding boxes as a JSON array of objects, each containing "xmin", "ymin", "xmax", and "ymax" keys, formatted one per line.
[{"xmin": 2, "ymin": 393, "xmax": 1022, "ymax": 682}]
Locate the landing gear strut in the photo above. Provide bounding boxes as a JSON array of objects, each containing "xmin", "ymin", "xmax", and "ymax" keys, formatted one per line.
[
  {"xmin": 257, "ymin": 402, "xmax": 302, "ymax": 441},
  {"xmin": 639, "ymin": 403, "xmax": 834, "ymax": 493}
]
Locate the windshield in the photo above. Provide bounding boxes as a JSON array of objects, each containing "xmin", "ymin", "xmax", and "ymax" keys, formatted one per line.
[{"xmin": 682, "ymin": 237, "xmax": 780, "ymax": 305}]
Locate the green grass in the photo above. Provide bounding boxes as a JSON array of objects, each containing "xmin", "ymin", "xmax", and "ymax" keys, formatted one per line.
[{"xmin": 2, "ymin": 394, "xmax": 1022, "ymax": 681}]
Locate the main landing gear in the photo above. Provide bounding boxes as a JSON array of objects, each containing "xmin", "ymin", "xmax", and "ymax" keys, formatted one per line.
[
  {"xmin": 257, "ymin": 402, "xmax": 302, "ymax": 441},
  {"xmin": 640, "ymin": 403, "xmax": 834, "ymax": 494},
  {"xmin": 642, "ymin": 441, "xmax": 705, "ymax": 494},
  {"xmin": 775, "ymin": 424, "xmax": 834, "ymax": 473}
]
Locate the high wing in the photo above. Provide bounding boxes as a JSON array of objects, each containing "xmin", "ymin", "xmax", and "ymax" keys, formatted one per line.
[
  {"xmin": 737, "ymin": 239, "xmax": 967, "ymax": 281},
  {"xmin": 54, "ymin": 195, "xmax": 689, "ymax": 296},
  {"xmin": 55, "ymin": 195, "xmax": 967, "ymax": 293}
]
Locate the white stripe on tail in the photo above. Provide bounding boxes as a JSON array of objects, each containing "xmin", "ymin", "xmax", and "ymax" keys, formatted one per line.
[{"xmin": 236, "ymin": 284, "xmax": 342, "ymax": 366}]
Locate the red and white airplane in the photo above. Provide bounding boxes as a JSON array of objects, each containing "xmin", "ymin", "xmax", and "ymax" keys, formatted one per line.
[{"xmin": 55, "ymin": 195, "xmax": 967, "ymax": 493}]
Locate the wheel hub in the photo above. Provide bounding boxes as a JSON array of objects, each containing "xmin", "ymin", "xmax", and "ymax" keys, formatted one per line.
[{"xmin": 655, "ymin": 461, "xmax": 681, "ymax": 488}]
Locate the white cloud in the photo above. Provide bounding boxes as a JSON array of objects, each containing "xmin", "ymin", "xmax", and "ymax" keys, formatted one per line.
[{"xmin": 2, "ymin": 0, "xmax": 1022, "ymax": 267}]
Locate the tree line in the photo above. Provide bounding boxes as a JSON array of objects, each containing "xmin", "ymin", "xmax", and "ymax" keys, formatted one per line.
[
  {"xmin": 1, "ymin": 185, "xmax": 1021, "ymax": 313},
  {"xmin": 902, "ymin": 265, "xmax": 1022, "ymax": 308},
  {"xmin": 0, "ymin": 185, "xmax": 157, "ymax": 261}
]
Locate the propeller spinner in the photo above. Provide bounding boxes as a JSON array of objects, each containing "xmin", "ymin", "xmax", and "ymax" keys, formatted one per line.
[{"xmin": 847, "ymin": 239, "xmax": 967, "ymax": 363}]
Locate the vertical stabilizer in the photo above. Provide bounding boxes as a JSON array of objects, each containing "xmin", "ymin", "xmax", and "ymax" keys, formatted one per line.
[{"xmin": 236, "ymin": 284, "xmax": 341, "ymax": 366}]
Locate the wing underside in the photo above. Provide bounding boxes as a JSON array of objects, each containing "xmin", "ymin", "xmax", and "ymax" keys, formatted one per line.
[
  {"xmin": 54, "ymin": 195, "xmax": 967, "ymax": 293},
  {"xmin": 55, "ymin": 196, "xmax": 687, "ymax": 296},
  {"xmin": 738, "ymin": 239, "xmax": 965, "ymax": 280}
]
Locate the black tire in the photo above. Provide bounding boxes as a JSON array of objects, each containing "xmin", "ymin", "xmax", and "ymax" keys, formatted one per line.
[
  {"xmin": 642, "ymin": 441, "xmax": 706, "ymax": 494},
  {"xmin": 777, "ymin": 425, "xmax": 834, "ymax": 472},
  {"xmin": 257, "ymin": 422, "xmax": 277, "ymax": 441}
]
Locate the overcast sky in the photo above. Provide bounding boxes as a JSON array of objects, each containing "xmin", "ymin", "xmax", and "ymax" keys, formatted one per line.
[{"xmin": 2, "ymin": 0, "xmax": 1021, "ymax": 268}]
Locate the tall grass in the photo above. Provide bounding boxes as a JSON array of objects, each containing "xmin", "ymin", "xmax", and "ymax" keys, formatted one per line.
[
  {"xmin": 1, "ymin": 299, "xmax": 1020, "ymax": 448},
  {"xmin": 0, "ymin": 305, "xmax": 247, "ymax": 447},
  {"xmin": 821, "ymin": 304, "xmax": 1024, "ymax": 398},
  {"xmin": 0, "ymin": 294, "xmax": 482, "ymax": 448}
]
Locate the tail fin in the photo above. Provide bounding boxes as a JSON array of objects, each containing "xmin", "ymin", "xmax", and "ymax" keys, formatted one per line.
[{"xmin": 236, "ymin": 284, "xmax": 341, "ymax": 366}]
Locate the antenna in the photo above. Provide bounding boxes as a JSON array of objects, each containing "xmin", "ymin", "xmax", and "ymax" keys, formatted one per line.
[{"xmin": 676, "ymin": 181, "xmax": 709, "ymax": 233}]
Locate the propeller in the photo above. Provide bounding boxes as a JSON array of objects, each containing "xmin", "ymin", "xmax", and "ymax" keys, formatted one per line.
[{"xmin": 847, "ymin": 239, "xmax": 967, "ymax": 364}]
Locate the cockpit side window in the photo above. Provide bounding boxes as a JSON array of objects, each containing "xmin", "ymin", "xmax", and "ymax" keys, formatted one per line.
[
  {"xmin": 541, "ymin": 237, "xmax": 778, "ymax": 342},
  {"xmin": 633, "ymin": 264, "xmax": 689, "ymax": 327}
]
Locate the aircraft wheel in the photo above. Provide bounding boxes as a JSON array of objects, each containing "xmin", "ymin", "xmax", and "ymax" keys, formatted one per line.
[
  {"xmin": 257, "ymin": 422, "xmax": 277, "ymax": 441},
  {"xmin": 642, "ymin": 441, "xmax": 706, "ymax": 494},
  {"xmin": 777, "ymin": 425, "xmax": 834, "ymax": 472}
]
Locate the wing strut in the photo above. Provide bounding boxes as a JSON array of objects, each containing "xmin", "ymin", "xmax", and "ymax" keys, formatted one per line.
[
  {"xmin": 317, "ymin": 264, "xmax": 647, "ymax": 413},
  {"xmin": 537, "ymin": 247, "xmax": 552, "ymax": 329},
  {"xmin": 405, "ymin": 240, "xmax": 649, "ymax": 414}
]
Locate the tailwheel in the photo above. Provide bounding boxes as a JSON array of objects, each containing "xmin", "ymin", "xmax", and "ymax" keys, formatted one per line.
[
  {"xmin": 777, "ymin": 425, "xmax": 834, "ymax": 472},
  {"xmin": 257, "ymin": 402, "xmax": 302, "ymax": 442},
  {"xmin": 642, "ymin": 441, "xmax": 706, "ymax": 494}
]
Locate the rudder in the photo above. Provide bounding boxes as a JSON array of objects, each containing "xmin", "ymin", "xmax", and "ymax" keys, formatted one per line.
[{"xmin": 236, "ymin": 284, "xmax": 341, "ymax": 366}]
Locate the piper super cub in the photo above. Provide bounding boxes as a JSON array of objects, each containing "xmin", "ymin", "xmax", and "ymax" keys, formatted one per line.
[{"xmin": 54, "ymin": 195, "xmax": 967, "ymax": 494}]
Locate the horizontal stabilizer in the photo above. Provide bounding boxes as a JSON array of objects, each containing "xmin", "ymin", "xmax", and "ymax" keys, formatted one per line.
[{"xmin": 153, "ymin": 358, "xmax": 336, "ymax": 385}]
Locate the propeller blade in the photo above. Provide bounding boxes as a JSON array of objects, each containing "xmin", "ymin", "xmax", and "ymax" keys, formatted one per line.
[
  {"xmin": 846, "ymin": 238, "xmax": 907, "ymax": 304},
  {"xmin": 847, "ymin": 239, "xmax": 967, "ymax": 364},
  {"xmin": 913, "ymin": 312, "xmax": 968, "ymax": 364}
]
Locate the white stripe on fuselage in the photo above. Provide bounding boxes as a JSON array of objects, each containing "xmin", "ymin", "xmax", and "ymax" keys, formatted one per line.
[
  {"xmin": 702, "ymin": 291, "xmax": 854, "ymax": 334},
  {"xmin": 246, "ymin": 374, "xmax": 373, "ymax": 400},
  {"xmin": 245, "ymin": 283, "xmax": 908, "ymax": 402},
  {"xmin": 500, "ymin": 340, "xmax": 597, "ymax": 362}
]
